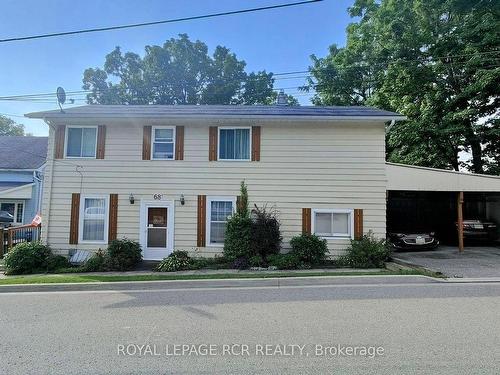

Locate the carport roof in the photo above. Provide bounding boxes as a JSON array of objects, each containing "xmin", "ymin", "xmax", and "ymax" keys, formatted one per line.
[{"xmin": 386, "ymin": 162, "xmax": 500, "ymax": 192}]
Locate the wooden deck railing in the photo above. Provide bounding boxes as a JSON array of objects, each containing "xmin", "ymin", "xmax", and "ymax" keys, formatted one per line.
[{"xmin": 0, "ymin": 224, "xmax": 41, "ymax": 258}]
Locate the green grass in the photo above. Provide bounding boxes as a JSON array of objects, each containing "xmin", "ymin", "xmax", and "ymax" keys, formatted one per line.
[{"xmin": 0, "ymin": 269, "xmax": 437, "ymax": 285}]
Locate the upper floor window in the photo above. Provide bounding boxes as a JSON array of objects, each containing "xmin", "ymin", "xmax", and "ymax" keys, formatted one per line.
[
  {"xmin": 312, "ymin": 209, "xmax": 354, "ymax": 239},
  {"xmin": 66, "ymin": 126, "xmax": 97, "ymax": 158},
  {"xmin": 152, "ymin": 126, "xmax": 175, "ymax": 160},
  {"xmin": 218, "ymin": 127, "xmax": 251, "ymax": 161}
]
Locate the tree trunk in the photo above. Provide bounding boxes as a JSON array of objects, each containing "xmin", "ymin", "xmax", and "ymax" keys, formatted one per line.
[
  {"xmin": 470, "ymin": 139, "xmax": 483, "ymax": 173},
  {"xmin": 464, "ymin": 122, "xmax": 484, "ymax": 173}
]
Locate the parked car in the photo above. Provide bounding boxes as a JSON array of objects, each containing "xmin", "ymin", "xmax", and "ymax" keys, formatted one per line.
[
  {"xmin": 457, "ymin": 219, "xmax": 498, "ymax": 241},
  {"xmin": 388, "ymin": 231, "xmax": 439, "ymax": 251},
  {"xmin": 0, "ymin": 210, "xmax": 14, "ymax": 228}
]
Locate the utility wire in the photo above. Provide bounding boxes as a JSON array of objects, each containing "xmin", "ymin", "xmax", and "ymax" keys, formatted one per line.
[
  {"xmin": 0, "ymin": 0, "xmax": 322, "ymax": 43},
  {"xmin": 1, "ymin": 53, "xmax": 497, "ymax": 102}
]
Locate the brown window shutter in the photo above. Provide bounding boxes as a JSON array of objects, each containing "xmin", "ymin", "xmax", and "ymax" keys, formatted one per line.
[
  {"xmin": 175, "ymin": 126, "xmax": 184, "ymax": 160},
  {"xmin": 54, "ymin": 125, "xmax": 66, "ymax": 159},
  {"xmin": 251, "ymin": 126, "xmax": 261, "ymax": 161},
  {"xmin": 108, "ymin": 194, "xmax": 118, "ymax": 242},
  {"xmin": 197, "ymin": 195, "xmax": 206, "ymax": 247},
  {"xmin": 354, "ymin": 209, "xmax": 364, "ymax": 240},
  {"xmin": 69, "ymin": 193, "xmax": 80, "ymax": 244},
  {"xmin": 96, "ymin": 125, "xmax": 106, "ymax": 159},
  {"xmin": 302, "ymin": 208, "xmax": 311, "ymax": 235},
  {"xmin": 142, "ymin": 126, "xmax": 152, "ymax": 160},
  {"xmin": 208, "ymin": 126, "xmax": 218, "ymax": 161}
]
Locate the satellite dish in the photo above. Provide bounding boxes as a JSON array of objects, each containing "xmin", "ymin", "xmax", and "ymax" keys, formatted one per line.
[{"xmin": 56, "ymin": 87, "xmax": 66, "ymax": 112}]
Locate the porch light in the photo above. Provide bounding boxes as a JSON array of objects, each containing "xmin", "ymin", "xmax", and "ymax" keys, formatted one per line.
[
  {"xmin": 129, "ymin": 193, "xmax": 135, "ymax": 204},
  {"xmin": 180, "ymin": 194, "xmax": 185, "ymax": 206}
]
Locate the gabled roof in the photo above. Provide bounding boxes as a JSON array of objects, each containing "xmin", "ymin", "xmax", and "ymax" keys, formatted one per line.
[
  {"xmin": 0, "ymin": 136, "xmax": 48, "ymax": 170},
  {"xmin": 25, "ymin": 104, "xmax": 406, "ymax": 121}
]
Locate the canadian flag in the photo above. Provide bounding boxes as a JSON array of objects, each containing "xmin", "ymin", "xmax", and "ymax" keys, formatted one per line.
[{"xmin": 31, "ymin": 213, "xmax": 42, "ymax": 226}]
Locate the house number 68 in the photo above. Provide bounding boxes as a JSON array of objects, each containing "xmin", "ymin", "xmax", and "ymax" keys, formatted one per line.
[{"xmin": 153, "ymin": 194, "xmax": 162, "ymax": 200}]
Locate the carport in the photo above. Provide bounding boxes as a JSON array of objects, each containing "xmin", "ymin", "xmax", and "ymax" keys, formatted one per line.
[{"xmin": 386, "ymin": 163, "xmax": 500, "ymax": 251}]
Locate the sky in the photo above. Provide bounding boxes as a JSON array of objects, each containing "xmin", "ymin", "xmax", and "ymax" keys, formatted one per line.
[{"xmin": 0, "ymin": 0, "xmax": 355, "ymax": 136}]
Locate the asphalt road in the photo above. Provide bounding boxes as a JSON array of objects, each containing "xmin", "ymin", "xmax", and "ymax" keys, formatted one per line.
[{"xmin": 0, "ymin": 276, "xmax": 499, "ymax": 374}]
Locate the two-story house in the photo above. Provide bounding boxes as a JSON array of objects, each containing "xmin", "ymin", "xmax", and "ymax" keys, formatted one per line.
[
  {"xmin": 26, "ymin": 105, "xmax": 404, "ymax": 260},
  {"xmin": 0, "ymin": 136, "xmax": 47, "ymax": 227}
]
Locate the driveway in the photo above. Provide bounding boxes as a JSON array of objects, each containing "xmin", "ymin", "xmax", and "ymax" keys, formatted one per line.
[{"xmin": 392, "ymin": 245, "xmax": 500, "ymax": 278}]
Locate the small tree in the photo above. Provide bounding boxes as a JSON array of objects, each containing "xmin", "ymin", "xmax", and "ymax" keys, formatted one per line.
[
  {"xmin": 223, "ymin": 181, "xmax": 252, "ymax": 261},
  {"xmin": 251, "ymin": 204, "xmax": 282, "ymax": 260}
]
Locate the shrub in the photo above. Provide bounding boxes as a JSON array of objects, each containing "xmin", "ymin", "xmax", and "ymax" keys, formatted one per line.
[
  {"xmin": 81, "ymin": 249, "xmax": 106, "ymax": 272},
  {"xmin": 267, "ymin": 253, "xmax": 303, "ymax": 270},
  {"xmin": 223, "ymin": 181, "xmax": 252, "ymax": 261},
  {"xmin": 46, "ymin": 254, "xmax": 71, "ymax": 271},
  {"xmin": 248, "ymin": 255, "xmax": 265, "ymax": 268},
  {"xmin": 232, "ymin": 256, "xmax": 250, "ymax": 270},
  {"xmin": 289, "ymin": 234, "xmax": 328, "ymax": 264},
  {"xmin": 338, "ymin": 231, "xmax": 391, "ymax": 268},
  {"xmin": 104, "ymin": 239, "xmax": 142, "ymax": 271},
  {"xmin": 251, "ymin": 205, "xmax": 282, "ymax": 260},
  {"xmin": 155, "ymin": 251, "xmax": 192, "ymax": 272},
  {"xmin": 4, "ymin": 241, "xmax": 52, "ymax": 275}
]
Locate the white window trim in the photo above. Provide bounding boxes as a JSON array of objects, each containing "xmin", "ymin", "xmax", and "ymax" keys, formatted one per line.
[
  {"xmin": 78, "ymin": 195, "xmax": 109, "ymax": 244},
  {"xmin": 217, "ymin": 126, "xmax": 252, "ymax": 161},
  {"xmin": 64, "ymin": 125, "xmax": 98, "ymax": 159},
  {"xmin": 151, "ymin": 126, "xmax": 176, "ymax": 160},
  {"xmin": 0, "ymin": 200, "xmax": 24, "ymax": 225},
  {"xmin": 206, "ymin": 196, "xmax": 237, "ymax": 247},
  {"xmin": 311, "ymin": 208, "xmax": 354, "ymax": 239}
]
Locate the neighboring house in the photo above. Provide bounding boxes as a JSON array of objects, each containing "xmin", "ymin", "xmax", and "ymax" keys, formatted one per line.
[
  {"xmin": 26, "ymin": 104, "xmax": 405, "ymax": 259},
  {"xmin": 0, "ymin": 136, "xmax": 47, "ymax": 226}
]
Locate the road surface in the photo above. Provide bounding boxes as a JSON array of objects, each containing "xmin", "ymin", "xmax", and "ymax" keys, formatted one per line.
[{"xmin": 0, "ymin": 276, "xmax": 499, "ymax": 374}]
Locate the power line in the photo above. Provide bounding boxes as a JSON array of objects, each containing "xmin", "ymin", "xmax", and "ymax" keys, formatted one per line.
[
  {"xmin": 0, "ymin": 0, "xmax": 322, "ymax": 43},
  {"xmin": 1, "ymin": 53, "xmax": 497, "ymax": 102}
]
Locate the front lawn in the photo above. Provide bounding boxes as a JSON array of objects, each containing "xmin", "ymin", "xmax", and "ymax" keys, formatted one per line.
[{"xmin": 0, "ymin": 269, "xmax": 438, "ymax": 285}]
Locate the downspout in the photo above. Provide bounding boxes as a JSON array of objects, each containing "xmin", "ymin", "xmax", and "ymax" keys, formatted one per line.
[
  {"xmin": 386, "ymin": 119, "xmax": 396, "ymax": 132},
  {"xmin": 32, "ymin": 168, "xmax": 44, "ymax": 214}
]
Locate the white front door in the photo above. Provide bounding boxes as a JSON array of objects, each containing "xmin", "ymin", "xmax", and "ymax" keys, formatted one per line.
[{"xmin": 140, "ymin": 201, "xmax": 174, "ymax": 260}]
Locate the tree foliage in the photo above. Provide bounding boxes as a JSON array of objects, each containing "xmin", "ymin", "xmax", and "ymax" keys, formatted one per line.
[
  {"xmin": 0, "ymin": 115, "xmax": 25, "ymax": 136},
  {"xmin": 305, "ymin": 0, "xmax": 500, "ymax": 173},
  {"xmin": 83, "ymin": 34, "xmax": 297, "ymax": 106}
]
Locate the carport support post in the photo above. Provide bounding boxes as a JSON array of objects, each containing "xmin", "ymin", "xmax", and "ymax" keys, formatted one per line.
[{"xmin": 457, "ymin": 191, "xmax": 464, "ymax": 252}]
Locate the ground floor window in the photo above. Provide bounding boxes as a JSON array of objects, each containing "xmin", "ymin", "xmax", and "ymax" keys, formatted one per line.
[
  {"xmin": 79, "ymin": 196, "xmax": 108, "ymax": 243},
  {"xmin": 0, "ymin": 201, "xmax": 24, "ymax": 224},
  {"xmin": 206, "ymin": 197, "xmax": 236, "ymax": 245},
  {"xmin": 312, "ymin": 209, "xmax": 354, "ymax": 239}
]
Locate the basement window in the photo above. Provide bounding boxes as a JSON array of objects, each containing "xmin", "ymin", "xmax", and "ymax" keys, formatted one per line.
[{"xmin": 312, "ymin": 209, "xmax": 354, "ymax": 239}]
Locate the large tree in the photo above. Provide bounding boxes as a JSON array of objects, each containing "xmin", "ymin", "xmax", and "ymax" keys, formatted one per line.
[
  {"xmin": 0, "ymin": 115, "xmax": 25, "ymax": 136},
  {"xmin": 305, "ymin": 0, "xmax": 500, "ymax": 173},
  {"xmin": 83, "ymin": 34, "xmax": 297, "ymax": 106}
]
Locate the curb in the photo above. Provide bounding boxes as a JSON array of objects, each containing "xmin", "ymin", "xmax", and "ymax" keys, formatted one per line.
[
  {"xmin": 0, "ymin": 274, "xmax": 440, "ymax": 293},
  {"xmin": 389, "ymin": 257, "xmax": 445, "ymax": 277}
]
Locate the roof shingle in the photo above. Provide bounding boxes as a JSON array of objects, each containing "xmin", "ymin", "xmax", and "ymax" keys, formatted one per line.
[
  {"xmin": 25, "ymin": 104, "xmax": 405, "ymax": 120},
  {"xmin": 0, "ymin": 136, "xmax": 48, "ymax": 169}
]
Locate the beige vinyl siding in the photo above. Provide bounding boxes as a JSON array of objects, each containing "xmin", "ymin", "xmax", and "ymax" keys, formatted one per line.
[{"xmin": 41, "ymin": 119, "xmax": 386, "ymax": 257}]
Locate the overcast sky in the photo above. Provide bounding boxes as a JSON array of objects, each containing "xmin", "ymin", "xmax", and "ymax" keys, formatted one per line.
[{"xmin": 0, "ymin": 0, "xmax": 354, "ymax": 136}]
